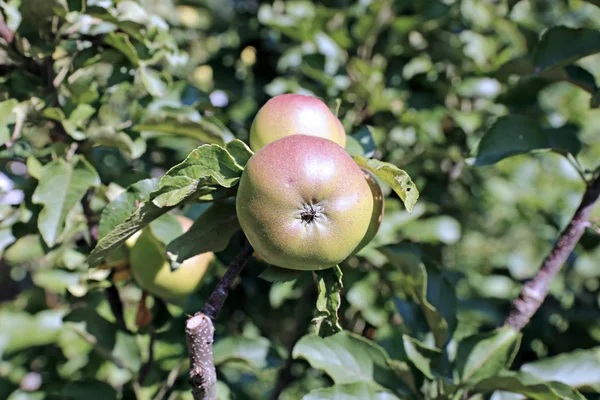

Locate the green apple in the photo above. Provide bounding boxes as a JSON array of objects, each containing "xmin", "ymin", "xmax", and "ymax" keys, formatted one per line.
[
  {"xmin": 249, "ymin": 94, "xmax": 346, "ymax": 151},
  {"xmin": 236, "ymin": 134, "xmax": 373, "ymax": 270},
  {"xmin": 351, "ymin": 168, "xmax": 385, "ymax": 255},
  {"xmin": 129, "ymin": 216, "xmax": 214, "ymax": 303}
]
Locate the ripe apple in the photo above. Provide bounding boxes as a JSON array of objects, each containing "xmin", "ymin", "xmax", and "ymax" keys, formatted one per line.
[
  {"xmin": 249, "ymin": 94, "xmax": 346, "ymax": 151},
  {"xmin": 236, "ymin": 135, "xmax": 374, "ymax": 270},
  {"xmin": 129, "ymin": 216, "xmax": 214, "ymax": 303},
  {"xmin": 351, "ymin": 169, "xmax": 385, "ymax": 255}
]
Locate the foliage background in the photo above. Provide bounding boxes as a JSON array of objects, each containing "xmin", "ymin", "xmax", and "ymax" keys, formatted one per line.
[{"xmin": 1, "ymin": 0, "xmax": 600, "ymax": 399}]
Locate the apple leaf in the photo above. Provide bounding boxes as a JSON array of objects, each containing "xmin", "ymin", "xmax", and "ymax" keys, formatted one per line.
[
  {"xmin": 402, "ymin": 335, "xmax": 444, "ymax": 379},
  {"xmin": 353, "ymin": 156, "xmax": 419, "ymax": 213},
  {"xmin": 32, "ymin": 156, "xmax": 100, "ymax": 247},
  {"xmin": 151, "ymin": 141, "xmax": 248, "ymax": 208},
  {"xmin": 133, "ymin": 115, "xmax": 235, "ymax": 145},
  {"xmin": 213, "ymin": 336, "xmax": 271, "ymax": 369},
  {"xmin": 303, "ymin": 382, "xmax": 400, "ymax": 400},
  {"xmin": 165, "ymin": 201, "xmax": 240, "ymax": 265},
  {"xmin": 313, "ymin": 266, "xmax": 343, "ymax": 337},
  {"xmin": 381, "ymin": 244, "xmax": 457, "ymax": 348},
  {"xmin": 292, "ymin": 331, "xmax": 415, "ymax": 397},
  {"xmin": 0, "ymin": 310, "xmax": 64, "ymax": 357},
  {"xmin": 455, "ymin": 326, "xmax": 521, "ymax": 384},
  {"xmin": 471, "ymin": 115, "xmax": 581, "ymax": 167},
  {"xmin": 519, "ymin": 347, "xmax": 600, "ymax": 391},
  {"xmin": 532, "ymin": 26, "xmax": 600, "ymax": 72},
  {"xmin": 98, "ymin": 178, "xmax": 160, "ymax": 240},
  {"xmin": 496, "ymin": 57, "xmax": 597, "ymax": 95},
  {"xmin": 104, "ymin": 32, "xmax": 139, "ymax": 65},
  {"xmin": 472, "ymin": 372, "xmax": 587, "ymax": 400}
]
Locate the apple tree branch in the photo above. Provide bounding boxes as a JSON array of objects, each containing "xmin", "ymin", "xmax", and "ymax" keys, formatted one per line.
[
  {"xmin": 185, "ymin": 239, "xmax": 254, "ymax": 400},
  {"xmin": 505, "ymin": 174, "xmax": 600, "ymax": 331}
]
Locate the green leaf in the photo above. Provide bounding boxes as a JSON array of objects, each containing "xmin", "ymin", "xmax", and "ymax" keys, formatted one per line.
[
  {"xmin": 224, "ymin": 139, "xmax": 254, "ymax": 168},
  {"xmin": 104, "ymin": 32, "xmax": 139, "ymax": 65},
  {"xmin": 496, "ymin": 58, "xmax": 597, "ymax": 94},
  {"xmin": 0, "ymin": 99, "xmax": 18, "ymax": 145},
  {"xmin": 26, "ymin": 156, "xmax": 43, "ymax": 180},
  {"xmin": 473, "ymin": 372, "xmax": 587, "ymax": 400},
  {"xmin": 138, "ymin": 67, "xmax": 166, "ymax": 97},
  {"xmin": 259, "ymin": 266, "xmax": 305, "ymax": 283},
  {"xmin": 381, "ymin": 244, "xmax": 456, "ymax": 348},
  {"xmin": 151, "ymin": 142, "xmax": 246, "ymax": 208},
  {"xmin": 456, "ymin": 326, "xmax": 521, "ymax": 384},
  {"xmin": 165, "ymin": 201, "xmax": 240, "ymax": 265},
  {"xmin": 133, "ymin": 116, "xmax": 235, "ymax": 145},
  {"xmin": 98, "ymin": 178, "xmax": 160, "ymax": 239},
  {"xmin": 90, "ymin": 178, "xmax": 172, "ymax": 267},
  {"xmin": 0, "ymin": 227, "xmax": 16, "ymax": 254},
  {"xmin": 472, "ymin": 115, "xmax": 581, "ymax": 166},
  {"xmin": 313, "ymin": 266, "xmax": 343, "ymax": 337},
  {"xmin": 402, "ymin": 335, "xmax": 443, "ymax": 379},
  {"xmin": 32, "ymin": 156, "xmax": 100, "ymax": 247},
  {"xmin": 213, "ymin": 336, "xmax": 270, "ymax": 369},
  {"xmin": 303, "ymin": 382, "xmax": 400, "ymax": 400},
  {"xmin": 532, "ymin": 27, "xmax": 600, "ymax": 72},
  {"xmin": 0, "ymin": 310, "xmax": 64, "ymax": 357},
  {"xmin": 293, "ymin": 331, "xmax": 414, "ymax": 396},
  {"xmin": 87, "ymin": 127, "xmax": 146, "ymax": 159},
  {"xmin": 32, "ymin": 268, "xmax": 80, "ymax": 294},
  {"xmin": 353, "ymin": 156, "xmax": 419, "ymax": 213},
  {"xmin": 519, "ymin": 347, "xmax": 600, "ymax": 391}
]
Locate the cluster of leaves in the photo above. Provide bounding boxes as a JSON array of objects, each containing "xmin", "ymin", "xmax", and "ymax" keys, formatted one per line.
[{"xmin": 2, "ymin": 0, "xmax": 600, "ymax": 400}]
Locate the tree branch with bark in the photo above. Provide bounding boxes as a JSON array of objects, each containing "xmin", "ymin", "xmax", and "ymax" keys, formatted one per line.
[
  {"xmin": 505, "ymin": 174, "xmax": 600, "ymax": 331},
  {"xmin": 186, "ymin": 239, "xmax": 254, "ymax": 400}
]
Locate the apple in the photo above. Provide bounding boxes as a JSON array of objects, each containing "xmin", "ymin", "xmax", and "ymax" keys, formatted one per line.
[
  {"xmin": 351, "ymin": 168, "xmax": 385, "ymax": 255},
  {"xmin": 129, "ymin": 216, "xmax": 214, "ymax": 303},
  {"xmin": 249, "ymin": 94, "xmax": 346, "ymax": 151},
  {"xmin": 236, "ymin": 134, "xmax": 373, "ymax": 270}
]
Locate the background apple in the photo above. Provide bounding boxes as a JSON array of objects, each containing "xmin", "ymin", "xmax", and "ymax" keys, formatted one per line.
[
  {"xmin": 249, "ymin": 93, "xmax": 346, "ymax": 151},
  {"xmin": 236, "ymin": 134, "xmax": 373, "ymax": 271},
  {"xmin": 129, "ymin": 216, "xmax": 214, "ymax": 303},
  {"xmin": 351, "ymin": 168, "xmax": 385, "ymax": 255}
]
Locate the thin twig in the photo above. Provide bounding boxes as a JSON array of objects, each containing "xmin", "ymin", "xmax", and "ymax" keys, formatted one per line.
[
  {"xmin": 185, "ymin": 238, "xmax": 254, "ymax": 400},
  {"xmin": 505, "ymin": 174, "xmax": 600, "ymax": 331},
  {"xmin": 153, "ymin": 361, "xmax": 185, "ymax": 400}
]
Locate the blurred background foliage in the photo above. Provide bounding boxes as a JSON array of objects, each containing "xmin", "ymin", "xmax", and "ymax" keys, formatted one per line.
[{"xmin": 2, "ymin": 0, "xmax": 600, "ymax": 399}]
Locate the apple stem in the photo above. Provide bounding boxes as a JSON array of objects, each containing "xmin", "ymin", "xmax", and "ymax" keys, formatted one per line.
[
  {"xmin": 505, "ymin": 174, "xmax": 600, "ymax": 331},
  {"xmin": 185, "ymin": 238, "xmax": 254, "ymax": 400}
]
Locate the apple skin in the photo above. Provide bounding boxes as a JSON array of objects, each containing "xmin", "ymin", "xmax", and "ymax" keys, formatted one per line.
[
  {"xmin": 129, "ymin": 216, "xmax": 214, "ymax": 303},
  {"xmin": 236, "ymin": 134, "xmax": 373, "ymax": 271},
  {"xmin": 249, "ymin": 94, "xmax": 346, "ymax": 151},
  {"xmin": 351, "ymin": 169, "xmax": 385, "ymax": 255}
]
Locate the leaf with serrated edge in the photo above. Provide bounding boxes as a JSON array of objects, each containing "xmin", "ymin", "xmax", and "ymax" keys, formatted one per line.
[
  {"xmin": 166, "ymin": 201, "xmax": 240, "ymax": 264},
  {"xmin": 293, "ymin": 331, "xmax": 414, "ymax": 396},
  {"xmin": 98, "ymin": 178, "xmax": 160, "ymax": 240},
  {"xmin": 32, "ymin": 156, "xmax": 100, "ymax": 247},
  {"xmin": 313, "ymin": 266, "xmax": 343, "ymax": 337},
  {"xmin": 225, "ymin": 139, "xmax": 254, "ymax": 169},
  {"xmin": 456, "ymin": 326, "xmax": 521, "ymax": 384},
  {"xmin": 151, "ymin": 143, "xmax": 245, "ymax": 208},
  {"xmin": 353, "ymin": 156, "xmax": 418, "ymax": 213}
]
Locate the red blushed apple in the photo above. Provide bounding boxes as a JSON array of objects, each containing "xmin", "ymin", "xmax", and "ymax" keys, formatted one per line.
[
  {"xmin": 249, "ymin": 94, "xmax": 346, "ymax": 151},
  {"xmin": 236, "ymin": 135, "xmax": 373, "ymax": 271}
]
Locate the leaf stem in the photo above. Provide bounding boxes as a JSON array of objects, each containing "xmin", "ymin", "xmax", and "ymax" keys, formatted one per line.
[
  {"xmin": 565, "ymin": 153, "xmax": 588, "ymax": 183},
  {"xmin": 505, "ymin": 174, "xmax": 600, "ymax": 331},
  {"xmin": 185, "ymin": 238, "xmax": 254, "ymax": 400}
]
